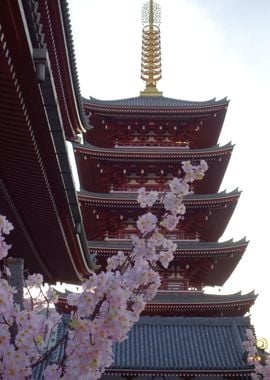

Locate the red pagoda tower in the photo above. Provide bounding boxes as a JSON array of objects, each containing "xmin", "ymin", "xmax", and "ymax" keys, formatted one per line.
[{"xmin": 73, "ymin": 1, "xmax": 256, "ymax": 378}]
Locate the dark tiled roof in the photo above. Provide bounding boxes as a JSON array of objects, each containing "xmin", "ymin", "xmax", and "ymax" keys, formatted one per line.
[
  {"xmin": 151, "ymin": 291, "xmax": 256, "ymax": 304},
  {"xmin": 84, "ymin": 96, "xmax": 229, "ymax": 109},
  {"xmin": 110, "ymin": 316, "xmax": 251, "ymax": 373}
]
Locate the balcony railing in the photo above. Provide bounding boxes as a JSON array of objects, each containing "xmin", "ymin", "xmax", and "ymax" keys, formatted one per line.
[
  {"xmin": 114, "ymin": 140, "xmax": 190, "ymax": 149},
  {"xmin": 104, "ymin": 231, "xmax": 199, "ymax": 241},
  {"xmin": 110, "ymin": 184, "xmax": 166, "ymax": 193}
]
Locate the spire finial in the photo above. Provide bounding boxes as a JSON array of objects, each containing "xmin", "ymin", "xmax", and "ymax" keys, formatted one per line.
[{"xmin": 140, "ymin": 0, "xmax": 163, "ymax": 96}]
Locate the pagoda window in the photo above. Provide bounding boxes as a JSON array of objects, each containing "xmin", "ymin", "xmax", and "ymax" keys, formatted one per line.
[
  {"xmin": 127, "ymin": 172, "xmax": 139, "ymax": 179},
  {"xmin": 145, "ymin": 179, "xmax": 158, "ymax": 186},
  {"xmin": 124, "ymin": 223, "xmax": 136, "ymax": 234},
  {"xmin": 127, "ymin": 179, "xmax": 139, "ymax": 184},
  {"xmin": 148, "ymin": 172, "xmax": 158, "ymax": 178}
]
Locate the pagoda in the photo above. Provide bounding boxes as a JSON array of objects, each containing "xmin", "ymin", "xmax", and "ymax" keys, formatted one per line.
[{"xmin": 73, "ymin": 1, "xmax": 256, "ymax": 378}]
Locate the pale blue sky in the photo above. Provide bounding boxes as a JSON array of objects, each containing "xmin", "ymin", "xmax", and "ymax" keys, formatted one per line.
[{"xmin": 69, "ymin": 0, "xmax": 270, "ymax": 341}]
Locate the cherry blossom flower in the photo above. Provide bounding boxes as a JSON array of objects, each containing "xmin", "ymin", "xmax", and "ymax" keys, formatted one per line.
[
  {"xmin": 199, "ymin": 159, "xmax": 209, "ymax": 172},
  {"xmin": 137, "ymin": 187, "xmax": 159, "ymax": 208},
  {"xmin": 160, "ymin": 214, "xmax": 180, "ymax": 231},
  {"xmin": 168, "ymin": 177, "xmax": 190, "ymax": 197},
  {"xmin": 25, "ymin": 273, "xmax": 44, "ymax": 287},
  {"xmin": 0, "ymin": 215, "xmax": 14, "ymax": 235},
  {"xmin": 159, "ymin": 249, "xmax": 174, "ymax": 268},
  {"xmin": 182, "ymin": 160, "xmax": 193, "ymax": 174},
  {"xmin": 0, "ymin": 236, "xmax": 11, "ymax": 260},
  {"xmin": 43, "ymin": 364, "xmax": 62, "ymax": 380},
  {"xmin": 137, "ymin": 212, "xmax": 158, "ymax": 234}
]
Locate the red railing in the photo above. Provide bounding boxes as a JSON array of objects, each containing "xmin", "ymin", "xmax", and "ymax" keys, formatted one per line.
[
  {"xmin": 104, "ymin": 231, "xmax": 199, "ymax": 241},
  {"xmin": 114, "ymin": 141, "xmax": 190, "ymax": 149},
  {"xmin": 110, "ymin": 184, "xmax": 166, "ymax": 193}
]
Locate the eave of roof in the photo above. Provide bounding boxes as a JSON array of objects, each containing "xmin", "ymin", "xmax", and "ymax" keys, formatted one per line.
[
  {"xmin": 60, "ymin": 0, "xmax": 90, "ymax": 132},
  {"xmin": 79, "ymin": 189, "xmax": 240, "ymax": 206},
  {"xmin": 144, "ymin": 291, "xmax": 256, "ymax": 317},
  {"xmin": 73, "ymin": 141, "xmax": 234, "ymax": 160},
  {"xmin": 88, "ymin": 238, "xmax": 248, "ymax": 256},
  {"xmin": 83, "ymin": 95, "xmax": 229, "ymax": 111},
  {"xmin": 149, "ymin": 290, "xmax": 257, "ymax": 305},
  {"xmin": 0, "ymin": 2, "xmax": 93, "ymax": 282},
  {"xmin": 35, "ymin": 0, "xmax": 87, "ymax": 138}
]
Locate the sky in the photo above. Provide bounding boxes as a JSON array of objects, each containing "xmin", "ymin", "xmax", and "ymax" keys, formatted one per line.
[{"xmin": 68, "ymin": 0, "xmax": 270, "ymax": 342}]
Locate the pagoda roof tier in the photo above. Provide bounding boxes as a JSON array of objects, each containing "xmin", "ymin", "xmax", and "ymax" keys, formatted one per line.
[
  {"xmin": 74, "ymin": 141, "xmax": 233, "ymax": 159},
  {"xmin": 55, "ymin": 290, "xmax": 255, "ymax": 318},
  {"xmin": 84, "ymin": 95, "xmax": 228, "ymax": 114},
  {"xmin": 144, "ymin": 291, "xmax": 256, "ymax": 317},
  {"xmin": 105, "ymin": 316, "xmax": 253, "ymax": 377},
  {"xmin": 74, "ymin": 142, "xmax": 233, "ymax": 194},
  {"xmin": 79, "ymin": 188, "xmax": 240, "ymax": 205},
  {"xmin": 88, "ymin": 237, "xmax": 248, "ymax": 255},
  {"xmin": 84, "ymin": 96, "xmax": 229, "ymax": 148},
  {"xmin": 88, "ymin": 239, "xmax": 248, "ymax": 287},
  {"xmin": 79, "ymin": 189, "xmax": 240, "ymax": 242}
]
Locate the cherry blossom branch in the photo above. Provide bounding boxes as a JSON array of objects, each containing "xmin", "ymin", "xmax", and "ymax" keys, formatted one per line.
[{"xmin": 0, "ymin": 159, "xmax": 208, "ymax": 379}]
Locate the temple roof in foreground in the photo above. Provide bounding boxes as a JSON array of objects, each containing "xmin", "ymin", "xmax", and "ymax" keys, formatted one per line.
[
  {"xmin": 106, "ymin": 316, "xmax": 252, "ymax": 377},
  {"xmin": 84, "ymin": 96, "xmax": 229, "ymax": 110}
]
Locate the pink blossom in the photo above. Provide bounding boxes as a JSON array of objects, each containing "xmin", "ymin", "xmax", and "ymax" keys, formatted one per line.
[
  {"xmin": 160, "ymin": 214, "xmax": 180, "ymax": 231},
  {"xmin": 251, "ymin": 373, "xmax": 260, "ymax": 380},
  {"xmin": 0, "ymin": 325, "xmax": 10, "ymax": 357},
  {"xmin": 168, "ymin": 178, "xmax": 190, "ymax": 197},
  {"xmin": 163, "ymin": 192, "xmax": 186, "ymax": 215},
  {"xmin": 132, "ymin": 236, "xmax": 147, "ymax": 257},
  {"xmin": 0, "ymin": 215, "xmax": 14, "ymax": 235},
  {"xmin": 162, "ymin": 238, "xmax": 177, "ymax": 251},
  {"xmin": 43, "ymin": 364, "xmax": 62, "ymax": 380},
  {"xmin": 137, "ymin": 187, "xmax": 159, "ymax": 208},
  {"xmin": 25, "ymin": 273, "xmax": 43, "ymax": 287},
  {"xmin": 0, "ymin": 279, "xmax": 16, "ymax": 314},
  {"xmin": 106, "ymin": 250, "xmax": 127, "ymax": 270},
  {"xmin": 137, "ymin": 212, "xmax": 157, "ymax": 234},
  {"xmin": 150, "ymin": 230, "xmax": 165, "ymax": 247},
  {"xmin": 199, "ymin": 159, "xmax": 208, "ymax": 172},
  {"xmin": 159, "ymin": 249, "xmax": 174, "ymax": 268},
  {"xmin": 181, "ymin": 160, "xmax": 193, "ymax": 174},
  {"xmin": 0, "ymin": 236, "xmax": 11, "ymax": 260}
]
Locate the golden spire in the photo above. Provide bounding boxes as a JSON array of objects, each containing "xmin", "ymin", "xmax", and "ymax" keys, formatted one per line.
[{"xmin": 140, "ymin": 0, "xmax": 163, "ymax": 96}]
